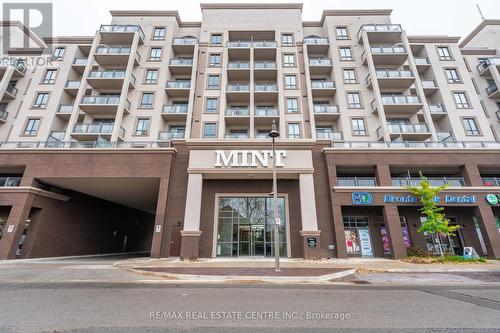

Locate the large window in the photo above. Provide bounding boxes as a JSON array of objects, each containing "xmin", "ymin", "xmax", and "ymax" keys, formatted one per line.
[
  {"xmin": 149, "ymin": 48, "xmax": 162, "ymax": 61},
  {"xmin": 287, "ymin": 123, "xmax": 301, "ymax": 139},
  {"xmin": 347, "ymin": 92, "xmax": 362, "ymax": 108},
  {"xmin": 462, "ymin": 117, "xmax": 480, "ymax": 135},
  {"xmin": 352, "ymin": 118, "xmax": 367, "ymax": 135},
  {"xmin": 343, "ymin": 69, "xmax": 357, "ymax": 84},
  {"xmin": 454, "ymin": 92, "xmax": 470, "ymax": 108},
  {"xmin": 207, "ymin": 75, "xmax": 220, "ymax": 89},
  {"xmin": 144, "ymin": 69, "xmax": 158, "ymax": 84},
  {"xmin": 52, "ymin": 47, "xmax": 65, "ymax": 60},
  {"xmin": 283, "ymin": 54, "xmax": 295, "ymax": 67},
  {"xmin": 152, "ymin": 27, "xmax": 166, "ymax": 40},
  {"xmin": 23, "ymin": 118, "xmax": 40, "ymax": 136},
  {"xmin": 336, "ymin": 26, "xmax": 349, "ymax": 40},
  {"xmin": 209, "ymin": 54, "xmax": 221, "ymax": 67},
  {"xmin": 445, "ymin": 68, "xmax": 461, "ymax": 83},
  {"xmin": 211, "ymin": 34, "xmax": 222, "ymax": 46},
  {"xmin": 286, "ymin": 98, "xmax": 299, "ymax": 113},
  {"xmin": 42, "ymin": 69, "xmax": 57, "ymax": 84},
  {"xmin": 33, "ymin": 92, "xmax": 49, "ymax": 108},
  {"xmin": 204, "ymin": 123, "xmax": 217, "ymax": 138},
  {"xmin": 284, "ymin": 75, "xmax": 297, "ymax": 89},
  {"xmin": 339, "ymin": 47, "xmax": 353, "ymax": 61},
  {"xmin": 140, "ymin": 93, "xmax": 154, "ymax": 108},
  {"xmin": 135, "ymin": 117, "xmax": 151, "ymax": 136},
  {"xmin": 281, "ymin": 33, "xmax": 294, "ymax": 46},
  {"xmin": 205, "ymin": 98, "xmax": 218, "ymax": 113},
  {"xmin": 437, "ymin": 46, "xmax": 452, "ymax": 60}
]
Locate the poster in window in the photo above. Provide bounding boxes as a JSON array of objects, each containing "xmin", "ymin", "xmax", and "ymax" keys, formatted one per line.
[
  {"xmin": 344, "ymin": 230, "xmax": 360, "ymax": 254},
  {"xmin": 379, "ymin": 227, "xmax": 391, "ymax": 255},
  {"xmin": 358, "ymin": 228, "xmax": 373, "ymax": 256}
]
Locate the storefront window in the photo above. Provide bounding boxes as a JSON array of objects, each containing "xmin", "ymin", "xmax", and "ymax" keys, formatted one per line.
[
  {"xmin": 400, "ymin": 217, "xmax": 412, "ymax": 248},
  {"xmin": 472, "ymin": 216, "xmax": 488, "ymax": 255},
  {"xmin": 0, "ymin": 217, "xmax": 6, "ymax": 240},
  {"xmin": 343, "ymin": 216, "xmax": 373, "ymax": 256}
]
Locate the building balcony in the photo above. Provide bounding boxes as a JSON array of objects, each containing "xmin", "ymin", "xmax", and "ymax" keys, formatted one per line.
[
  {"xmin": 0, "ymin": 108, "xmax": 8, "ymax": 123},
  {"xmin": 161, "ymin": 104, "xmax": 188, "ymax": 120},
  {"xmin": 378, "ymin": 123, "xmax": 431, "ymax": 140},
  {"xmin": 225, "ymin": 107, "xmax": 250, "ymax": 126},
  {"xmin": 372, "ymin": 95, "xmax": 422, "ymax": 114},
  {"xmin": 227, "ymin": 40, "xmax": 252, "ymax": 49},
  {"xmin": 225, "ymin": 132, "xmax": 250, "ymax": 139},
  {"xmin": 338, "ymin": 176, "xmax": 378, "ymax": 187},
  {"xmin": 477, "ymin": 57, "xmax": 500, "ymax": 76},
  {"xmin": 99, "ymin": 25, "xmax": 145, "ymax": 44},
  {"xmin": 2, "ymin": 84, "xmax": 18, "ymax": 100},
  {"xmin": 255, "ymin": 83, "xmax": 278, "ymax": 102},
  {"xmin": 79, "ymin": 95, "xmax": 130, "ymax": 114},
  {"xmin": 253, "ymin": 41, "xmax": 277, "ymax": 48},
  {"xmin": 94, "ymin": 46, "xmax": 140, "ymax": 66},
  {"xmin": 416, "ymin": 80, "xmax": 439, "ymax": 96},
  {"xmin": 168, "ymin": 58, "xmax": 194, "ymax": 75},
  {"xmin": 332, "ymin": 140, "xmax": 500, "ymax": 149},
  {"xmin": 172, "ymin": 37, "xmax": 197, "ymax": 53},
  {"xmin": 255, "ymin": 107, "xmax": 279, "ymax": 125},
  {"xmin": 392, "ymin": 177, "xmax": 466, "ymax": 187},
  {"xmin": 412, "ymin": 57, "xmax": 431, "ymax": 74},
  {"xmin": 310, "ymin": 80, "xmax": 336, "ymax": 97},
  {"xmin": 0, "ymin": 176, "xmax": 21, "ymax": 187},
  {"xmin": 0, "ymin": 59, "xmax": 26, "ymax": 77},
  {"xmin": 228, "ymin": 61, "xmax": 250, "ymax": 80},
  {"xmin": 357, "ymin": 24, "xmax": 403, "ymax": 43},
  {"xmin": 158, "ymin": 131, "xmax": 185, "ymax": 141},
  {"xmin": 56, "ymin": 105, "xmax": 74, "ymax": 119},
  {"xmin": 429, "ymin": 104, "xmax": 447, "ymax": 118},
  {"xmin": 254, "ymin": 61, "xmax": 277, "ymax": 80},
  {"xmin": 64, "ymin": 80, "xmax": 82, "ymax": 96},
  {"xmin": 482, "ymin": 177, "xmax": 500, "ymax": 187},
  {"xmin": 303, "ymin": 37, "xmax": 329, "ymax": 53},
  {"xmin": 71, "ymin": 122, "xmax": 124, "ymax": 140},
  {"xmin": 87, "ymin": 70, "xmax": 135, "ymax": 89},
  {"xmin": 367, "ymin": 69, "xmax": 415, "ymax": 90},
  {"xmin": 226, "ymin": 83, "xmax": 250, "ymax": 102},
  {"xmin": 363, "ymin": 45, "xmax": 407, "ymax": 66},
  {"xmin": 316, "ymin": 131, "xmax": 343, "ymax": 141},
  {"xmin": 165, "ymin": 80, "xmax": 191, "ymax": 97},
  {"xmin": 308, "ymin": 58, "xmax": 332, "ymax": 75},
  {"xmin": 313, "ymin": 104, "xmax": 340, "ymax": 120},
  {"xmin": 228, "ymin": 61, "xmax": 250, "ymax": 69},
  {"xmin": 486, "ymin": 84, "xmax": 500, "ymax": 99},
  {"xmin": 72, "ymin": 58, "xmax": 87, "ymax": 73}
]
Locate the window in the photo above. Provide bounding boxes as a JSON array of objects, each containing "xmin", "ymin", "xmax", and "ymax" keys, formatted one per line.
[
  {"xmin": 352, "ymin": 118, "xmax": 367, "ymax": 135},
  {"xmin": 343, "ymin": 69, "xmax": 357, "ymax": 84},
  {"xmin": 437, "ymin": 46, "xmax": 452, "ymax": 60},
  {"xmin": 283, "ymin": 54, "xmax": 295, "ymax": 67},
  {"xmin": 135, "ymin": 118, "xmax": 151, "ymax": 136},
  {"xmin": 347, "ymin": 92, "xmax": 362, "ymax": 108},
  {"xmin": 286, "ymin": 98, "xmax": 299, "ymax": 113},
  {"xmin": 42, "ymin": 69, "xmax": 57, "ymax": 84},
  {"xmin": 336, "ymin": 26, "xmax": 349, "ymax": 40},
  {"xmin": 52, "ymin": 47, "xmax": 65, "ymax": 60},
  {"xmin": 454, "ymin": 92, "xmax": 470, "ymax": 108},
  {"xmin": 339, "ymin": 47, "xmax": 353, "ymax": 61},
  {"xmin": 144, "ymin": 69, "xmax": 158, "ymax": 84},
  {"xmin": 23, "ymin": 118, "xmax": 40, "ymax": 136},
  {"xmin": 210, "ymin": 34, "xmax": 222, "ymax": 46},
  {"xmin": 445, "ymin": 68, "xmax": 461, "ymax": 83},
  {"xmin": 462, "ymin": 118, "xmax": 480, "ymax": 135},
  {"xmin": 209, "ymin": 54, "xmax": 221, "ymax": 67},
  {"xmin": 140, "ymin": 93, "xmax": 154, "ymax": 108},
  {"xmin": 287, "ymin": 123, "xmax": 301, "ymax": 139},
  {"xmin": 204, "ymin": 123, "xmax": 217, "ymax": 138},
  {"xmin": 152, "ymin": 27, "xmax": 166, "ymax": 40},
  {"xmin": 149, "ymin": 48, "xmax": 162, "ymax": 61},
  {"xmin": 281, "ymin": 33, "xmax": 294, "ymax": 46},
  {"xmin": 33, "ymin": 92, "xmax": 49, "ymax": 108},
  {"xmin": 207, "ymin": 75, "xmax": 220, "ymax": 89},
  {"xmin": 285, "ymin": 75, "xmax": 297, "ymax": 89},
  {"xmin": 205, "ymin": 98, "xmax": 218, "ymax": 113}
]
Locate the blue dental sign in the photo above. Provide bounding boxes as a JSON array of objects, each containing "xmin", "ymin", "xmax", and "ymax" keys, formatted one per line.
[
  {"xmin": 352, "ymin": 192, "xmax": 373, "ymax": 205},
  {"xmin": 352, "ymin": 192, "xmax": 477, "ymax": 205}
]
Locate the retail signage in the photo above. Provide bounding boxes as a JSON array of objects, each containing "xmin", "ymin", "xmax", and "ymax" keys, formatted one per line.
[
  {"xmin": 7, "ymin": 225, "xmax": 14, "ymax": 233},
  {"xmin": 214, "ymin": 150, "xmax": 287, "ymax": 168},
  {"xmin": 352, "ymin": 192, "xmax": 373, "ymax": 205},
  {"xmin": 485, "ymin": 194, "xmax": 499, "ymax": 205},
  {"xmin": 307, "ymin": 237, "xmax": 318, "ymax": 248},
  {"xmin": 383, "ymin": 194, "xmax": 476, "ymax": 204}
]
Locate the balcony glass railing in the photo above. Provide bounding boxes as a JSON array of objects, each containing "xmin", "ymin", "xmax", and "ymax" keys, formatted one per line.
[
  {"xmin": 0, "ymin": 109, "xmax": 8, "ymax": 121},
  {"xmin": 73, "ymin": 123, "xmax": 114, "ymax": 134},
  {"xmin": 73, "ymin": 58, "xmax": 87, "ymax": 66},
  {"xmin": 482, "ymin": 177, "xmax": 500, "ymax": 187},
  {"xmin": 228, "ymin": 61, "xmax": 250, "ymax": 69},
  {"xmin": 227, "ymin": 84, "xmax": 250, "ymax": 91},
  {"xmin": 88, "ymin": 70, "xmax": 126, "ymax": 79},
  {"xmin": 173, "ymin": 37, "xmax": 197, "ymax": 45},
  {"xmin": 166, "ymin": 81, "xmax": 191, "ymax": 88},
  {"xmin": 253, "ymin": 41, "xmax": 277, "ymax": 48},
  {"xmin": 414, "ymin": 57, "xmax": 430, "ymax": 65},
  {"xmin": 0, "ymin": 177, "xmax": 21, "ymax": 187},
  {"xmin": 57, "ymin": 105, "xmax": 73, "ymax": 114},
  {"xmin": 169, "ymin": 58, "xmax": 193, "ymax": 66},
  {"xmin": 309, "ymin": 58, "xmax": 332, "ymax": 66},
  {"xmin": 227, "ymin": 41, "xmax": 252, "ymax": 48},
  {"xmin": 371, "ymin": 45, "xmax": 406, "ymax": 54},
  {"xmin": 381, "ymin": 95, "xmax": 420, "ymax": 104},
  {"xmin": 95, "ymin": 46, "xmax": 131, "ymax": 54},
  {"xmin": 311, "ymin": 81, "xmax": 335, "ymax": 89},
  {"xmin": 337, "ymin": 177, "xmax": 378, "ymax": 187},
  {"xmin": 429, "ymin": 104, "xmax": 446, "ymax": 114},
  {"xmin": 5, "ymin": 85, "xmax": 18, "ymax": 96},
  {"xmin": 225, "ymin": 133, "xmax": 249, "ymax": 139},
  {"xmin": 486, "ymin": 84, "xmax": 498, "ymax": 96},
  {"xmin": 255, "ymin": 107, "xmax": 278, "ymax": 116},
  {"xmin": 375, "ymin": 69, "xmax": 412, "ymax": 78},
  {"xmin": 358, "ymin": 24, "xmax": 402, "ymax": 38},
  {"xmin": 65, "ymin": 80, "xmax": 80, "ymax": 89},
  {"xmin": 254, "ymin": 61, "xmax": 276, "ymax": 69},
  {"xmin": 158, "ymin": 131, "xmax": 185, "ymax": 140},
  {"xmin": 313, "ymin": 104, "xmax": 339, "ymax": 114},
  {"xmin": 163, "ymin": 104, "xmax": 188, "ymax": 114},
  {"xmin": 99, "ymin": 25, "xmax": 145, "ymax": 40},
  {"xmin": 387, "ymin": 123, "xmax": 429, "ymax": 134},
  {"xmin": 421, "ymin": 80, "xmax": 438, "ymax": 88},
  {"xmin": 332, "ymin": 141, "xmax": 500, "ymax": 149},
  {"xmin": 81, "ymin": 95, "xmax": 120, "ymax": 105},
  {"xmin": 303, "ymin": 37, "xmax": 329, "ymax": 45},
  {"xmin": 316, "ymin": 131, "xmax": 343, "ymax": 140},
  {"xmin": 255, "ymin": 83, "xmax": 278, "ymax": 91},
  {"xmin": 477, "ymin": 58, "xmax": 500, "ymax": 73},
  {"xmin": 392, "ymin": 177, "xmax": 465, "ymax": 187},
  {"xmin": 225, "ymin": 108, "xmax": 250, "ymax": 116}
]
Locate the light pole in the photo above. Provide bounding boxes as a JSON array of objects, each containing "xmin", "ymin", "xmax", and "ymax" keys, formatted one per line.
[{"xmin": 268, "ymin": 120, "xmax": 280, "ymax": 272}]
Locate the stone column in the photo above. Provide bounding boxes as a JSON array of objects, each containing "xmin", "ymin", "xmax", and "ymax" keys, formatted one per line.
[
  {"xmin": 462, "ymin": 164, "xmax": 483, "ymax": 187},
  {"xmin": 474, "ymin": 203, "xmax": 500, "ymax": 259},
  {"xmin": 150, "ymin": 177, "xmax": 170, "ymax": 258},
  {"xmin": 383, "ymin": 205, "xmax": 407, "ymax": 259},
  {"xmin": 376, "ymin": 164, "xmax": 392, "ymax": 186},
  {"xmin": 180, "ymin": 173, "xmax": 203, "ymax": 259},
  {"xmin": 299, "ymin": 173, "xmax": 322, "ymax": 259},
  {"xmin": 332, "ymin": 204, "xmax": 347, "ymax": 258}
]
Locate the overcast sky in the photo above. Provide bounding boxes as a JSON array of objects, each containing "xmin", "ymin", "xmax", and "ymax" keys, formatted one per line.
[{"xmin": 4, "ymin": 0, "xmax": 500, "ymax": 39}]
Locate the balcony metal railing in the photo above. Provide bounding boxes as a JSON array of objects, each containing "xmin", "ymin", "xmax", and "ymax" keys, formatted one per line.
[
  {"xmin": 100, "ymin": 25, "xmax": 145, "ymax": 40},
  {"xmin": 166, "ymin": 81, "xmax": 191, "ymax": 89},
  {"xmin": 254, "ymin": 61, "xmax": 276, "ymax": 69},
  {"xmin": 57, "ymin": 105, "xmax": 73, "ymax": 114},
  {"xmin": 0, "ymin": 140, "xmax": 177, "ymax": 149},
  {"xmin": 311, "ymin": 81, "xmax": 335, "ymax": 89},
  {"xmin": 486, "ymin": 84, "xmax": 498, "ymax": 96},
  {"xmin": 255, "ymin": 107, "xmax": 278, "ymax": 116},
  {"xmin": 172, "ymin": 37, "xmax": 198, "ymax": 45},
  {"xmin": 313, "ymin": 104, "xmax": 339, "ymax": 114},
  {"xmin": 95, "ymin": 46, "xmax": 131, "ymax": 54},
  {"xmin": 477, "ymin": 58, "xmax": 500, "ymax": 73},
  {"xmin": 255, "ymin": 83, "xmax": 278, "ymax": 91},
  {"xmin": 308, "ymin": 58, "xmax": 332, "ymax": 66},
  {"xmin": 0, "ymin": 176, "xmax": 21, "ymax": 187},
  {"xmin": 357, "ymin": 24, "xmax": 402, "ymax": 39},
  {"xmin": 163, "ymin": 104, "xmax": 188, "ymax": 114},
  {"xmin": 391, "ymin": 177, "xmax": 466, "ymax": 187},
  {"xmin": 2, "ymin": 59, "xmax": 27, "ymax": 74},
  {"xmin": 225, "ymin": 133, "xmax": 250, "ymax": 139},
  {"xmin": 414, "ymin": 57, "xmax": 430, "ymax": 66},
  {"xmin": 253, "ymin": 41, "xmax": 277, "ymax": 48},
  {"xmin": 65, "ymin": 80, "xmax": 80, "ymax": 89},
  {"xmin": 73, "ymin": 123, "xmax": 115, "ymax": 134},
  {"xmin": 227, "ymin": 84, "xmax": 250, "ymax": 91},
  {"xmin": 73, "ymin": 58, "xmax": 87, "ymax": 66},
  {"xmin": 316, "ymin": 131, "xmax": 343, "ymax": 140},
  {"xmin": 158, "ymin": 131, "xmax": 185, "ymax": 140},
  {"xmin": 381, "ymin": 95, "xmax": 421, "ymax": 104},
  {"xmin": 386, "ymin": 123, "xmax": 429, "ymax": 134},
  {"xmin": 482, "ymin": 177, "xmax": 500, "ymax": 187},
  {"xmin": 375, "ymin": 69, "xmax": 412, "ymax": 78},
  {"xmin": 429, "ymin": 104, "xmax": 446, "ymax": 114},
  {"xmin": 370, "ymin": 45, "xmax": 406, "ymax": 54},
  {"xmin": 337, "ymin": 177, "xmax": 378, "ymax": 187},
  {"xmin": 169, "ymin": 58, "xmax": 194, "ymax": 66},
  {"xmin": 228, "ymin": 61, "xmax": 250, "ymax": 69},
  {"xmin": 5, "ymin": 85, "xmax": 18, "ymax": 97},
  {"xmin": 303, "ymin": 37, "xmax": 329, "ymax": 45},
  {"xmin": 0, "ymin": 109, "xmax": 8, "ymax": 121},
  {"xmin": 81, "ymin": 95, "xmax": 130, "ymax": 109},
  {"xmin": 421, "ymin": 80, "xmax": 438, "ymax": 89},
  {"xmin": 88, "ymin": 69, "xmax": 126, "ymax": 79},
  {"xmin": 227, "ymin": 40, "xmax": 252, "ymax": 48},
  {"xmin": 225, "ymin": 108, "xmax": 250, "ymax": 116},
  {"xmin": 331, "ymin": 141, "xmax": 500, "ymax": 149}
]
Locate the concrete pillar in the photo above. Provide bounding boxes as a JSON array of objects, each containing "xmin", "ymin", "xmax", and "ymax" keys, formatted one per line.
[
  {"xmin": 0, "ymin": 193, "xmax": 35, "ymax": 260},
  {"xmin": 299, "ymin": 173, "xmax": 321, "ymax": 259},
  {"xmin": 150, "ymin": 177, "xmax": 170, "ymax": 258},
  {"xmin": 383, "ymin": 205, "xmax": 407, "ymax": 259},
  {"xmin": 332, "ymin": 204, "xmax": 347, "ymax": 258},
  {"xmin": 462, "ymin": 164, "xmax": 483, "ymax": 186},
  {"xmin": 474, "ymin": 204, "xmax": 500, "ymax": 259},
  {"xmin": 180, "ymin": 173, "xmax": 203, "ymax": 259},
  {"xmin": 376, "ymin": 164, "xmax": 392, "ymax": 186}
]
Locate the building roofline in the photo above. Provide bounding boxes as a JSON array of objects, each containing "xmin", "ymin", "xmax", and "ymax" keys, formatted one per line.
[
  {"xmin": 303, "ymin": 9, "xmax": 392, "ymax": 26},
  {"xmin": 407, "ymin": 35, "xmax": 461, "ymax": 44},
  {"xmin": 459, "ymin": 19, "xmax": 500, "ymax": 48},
  {"xmin": 200, "ymin": 3, "xmax": 303, "ymax": 10},
  {"xmin": 460, "ymin": 47, "xmax": 497, "ymax": 55},
  {"xmin": 43, "ymin": 37, "xmax": 94, "ymax": 44},
  {"xmin": 110, "ymin": 10, "xmax": 183, "ymax": 25},
  {"xmin": 1, "ymin": 21, "xmax": 46, "ymax": 49}
]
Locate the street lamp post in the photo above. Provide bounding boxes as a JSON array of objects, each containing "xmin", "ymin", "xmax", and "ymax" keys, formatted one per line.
[{"xmin": 268, "ymin": 120, "xmax": 280, "ymax": 272}]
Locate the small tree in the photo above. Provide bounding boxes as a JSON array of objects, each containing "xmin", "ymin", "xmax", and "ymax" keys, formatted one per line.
[{"xmin": 405, "ymin": 172, "xmax": 460, "ymax": 256}]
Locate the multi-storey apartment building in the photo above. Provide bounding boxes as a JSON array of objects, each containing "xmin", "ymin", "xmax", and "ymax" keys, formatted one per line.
[{"xmin": 0, "ymin": 4, "xmax": 499, "ymax": 261}]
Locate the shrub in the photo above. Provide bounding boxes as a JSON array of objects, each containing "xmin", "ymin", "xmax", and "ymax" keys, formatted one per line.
[{"xmin": 406, "ymin": 246, "xmax": 429, "ymax": 257}]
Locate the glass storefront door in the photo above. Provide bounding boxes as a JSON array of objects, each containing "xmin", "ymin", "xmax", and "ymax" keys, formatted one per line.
[
  {"xmin": 343, "ymin": 216, "xmax": 374, "ymax": 257},
  {"xmin": 216, "ymin": 196, "xmax": 287, "ymax": 257}
]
